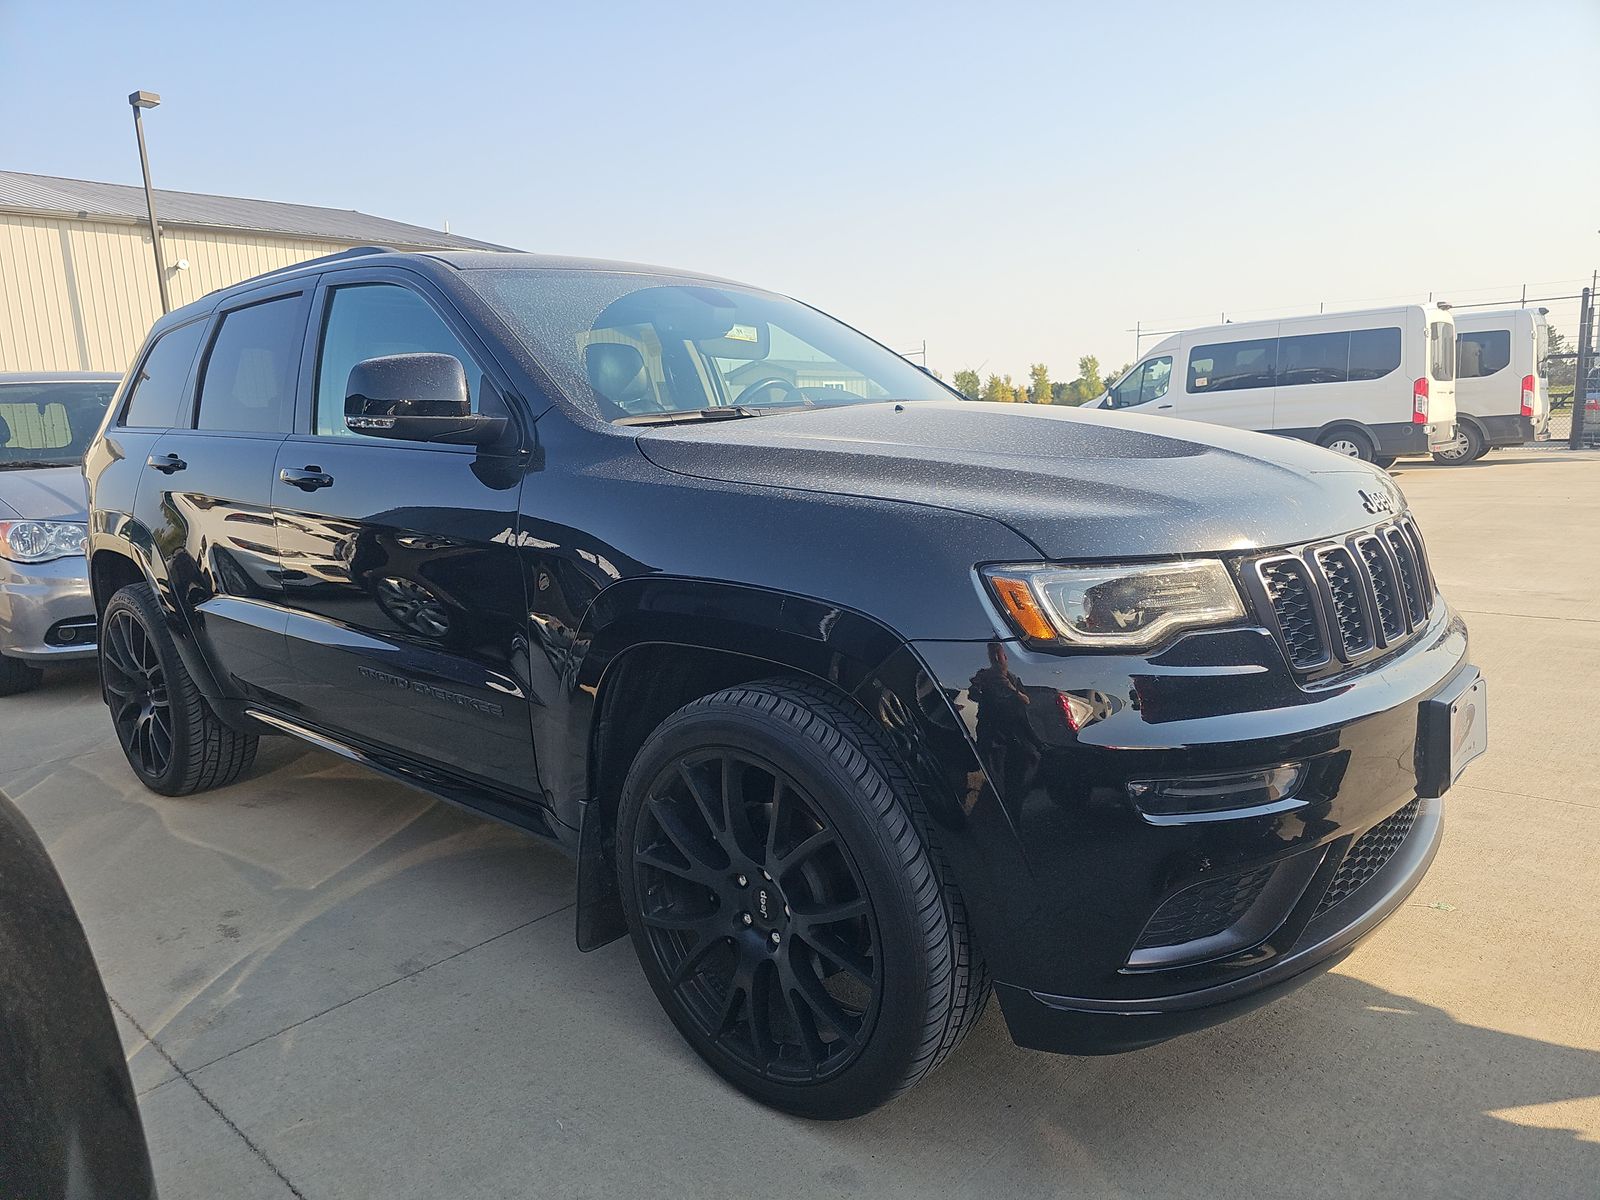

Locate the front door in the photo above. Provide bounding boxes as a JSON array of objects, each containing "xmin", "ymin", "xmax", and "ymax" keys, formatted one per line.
[{"xmin": 270, "ymin": 272, "xmax": 540, "ymax": 801}]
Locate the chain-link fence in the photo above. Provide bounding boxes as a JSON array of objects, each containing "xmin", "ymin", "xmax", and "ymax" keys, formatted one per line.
[{"xmin": 1545, "ymin": 285, "xmax": 1597, "ymax": 446}]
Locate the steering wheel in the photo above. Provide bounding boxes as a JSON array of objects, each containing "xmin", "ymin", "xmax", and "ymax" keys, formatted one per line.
[{"xmin": 733, "ymin": 377, "xmax": 808, "ymax": 407}]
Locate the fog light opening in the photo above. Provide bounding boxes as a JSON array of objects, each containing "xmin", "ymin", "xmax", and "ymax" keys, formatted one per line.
[{"xmin": 1129, "ymin": 763, "xmax": 1307, "ymax": 821}]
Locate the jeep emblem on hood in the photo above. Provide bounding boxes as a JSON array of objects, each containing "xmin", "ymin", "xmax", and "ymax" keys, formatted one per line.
[{"xmin": 1359, "ymin": 487, "xmax": 1395, "ymax": 515}]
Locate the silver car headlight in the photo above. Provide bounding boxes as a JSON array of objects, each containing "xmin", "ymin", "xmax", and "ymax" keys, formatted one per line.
[
  {"xmin": 983, "ymin": 559, "xmax": 1245, "ymax": 649},
  {"xmin": 0, "ymin": 520, "xmax": 89, "ymax": 564}
]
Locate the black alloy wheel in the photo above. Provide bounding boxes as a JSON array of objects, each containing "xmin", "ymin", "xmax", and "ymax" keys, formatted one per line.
[
  {"xmin": 618, "ymin": 679, "xmax": 989, "ymax": 1119},
  {"xmin": 631, "ymin": 747, "xmax": 883, "ymax": 1084},
  {"xmin": 101, "ymin": 608, "xmax": 173, "ymax": 779},
  {"xmin": 100, "ymin": 583, "xmax": 258, "ymax": 796}
]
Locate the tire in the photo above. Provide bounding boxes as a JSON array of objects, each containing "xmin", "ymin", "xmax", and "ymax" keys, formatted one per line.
[
  {"xmin": 1317, "ymin": 427, "xmax": 1377, "ymax": 462},
  {"xmin": 1372, "ymin": 455, "xmax": 1397, "ymax": 470},
  {"xmin": 0, "ymin": 654, "xmax": 43, "ymax": 697},
  {"xmin": 617, "ymin": 678, "xmax": 989, "ymax": 1119},
  {"xmin": 1472, "ymin": 442, "xmax": 1493, "ymax": 461},
  {"xmin": 1432, "ymin": 422, "xmax": 1483, "ymax": 465},
  {"xmin": 100, "ymin": 582, "xmax": 258, "ymax": 796}
]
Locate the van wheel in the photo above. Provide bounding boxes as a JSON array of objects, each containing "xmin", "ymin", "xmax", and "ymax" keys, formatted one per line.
[
  {"xmin": 101, "ymin": 583, "xmax": 258, "ymax": 796},
  {"xmin": 617, "ymin": 678, "xmax": 988, "ymax": 1119},
  {"xmin": 0, "ymin": 654, "xmax": 43, "ymax": 697},
  {"xmin": 1432, "ymin": 423, "xmax": 1483, "ymax": 464},
  {"xmin": 1318, "ymin": 428, "xmax": 1377, "ymax": 462}
]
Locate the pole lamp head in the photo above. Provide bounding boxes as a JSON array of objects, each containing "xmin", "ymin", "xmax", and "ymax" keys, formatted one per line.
[{"xmin": 128, "ymin": 91, "xmax": 161, "ymax": 110}]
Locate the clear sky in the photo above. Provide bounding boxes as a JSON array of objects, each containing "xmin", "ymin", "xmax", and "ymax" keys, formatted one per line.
[{"xmin": 3, "ymin": 0, "xmax": 1597, "ymax": 381}]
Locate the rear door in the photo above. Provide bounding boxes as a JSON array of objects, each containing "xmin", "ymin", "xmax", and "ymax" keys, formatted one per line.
[
  {"xmin": 141, "ymin": 282, "xmax": 309, "ymax": 702},
  {"xmin": 269, "ymin": 268, "xmax": 540, "ymax": 800}
]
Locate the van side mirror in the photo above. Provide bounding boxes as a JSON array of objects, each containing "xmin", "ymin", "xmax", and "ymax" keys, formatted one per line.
[{"xmin": 345, "ymin": 353, "xmax": 508, "ymax": 446}]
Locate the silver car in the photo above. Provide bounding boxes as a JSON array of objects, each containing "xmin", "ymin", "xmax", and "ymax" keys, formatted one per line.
[{"xmin": 0, "ymin": 372, "xmax": 121, "ymax": 695}]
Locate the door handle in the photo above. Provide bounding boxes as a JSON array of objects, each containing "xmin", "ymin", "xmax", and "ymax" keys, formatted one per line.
[
  {"xmin": 1157, "ymin": 404, "xmax": 1174, "ymax": 410},
  {"xmin": 279, "ymin": 467, "xmax": 334, "ymax": 491},
  {"xmin": 146, "ymin": 453, "xmax": 187, "ymax": 474}
]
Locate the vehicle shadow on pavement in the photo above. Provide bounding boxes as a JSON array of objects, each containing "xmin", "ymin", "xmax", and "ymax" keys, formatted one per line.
[{"xmin": 826, "ymin": 970, "xmax": 1600, "ymax": 1198}]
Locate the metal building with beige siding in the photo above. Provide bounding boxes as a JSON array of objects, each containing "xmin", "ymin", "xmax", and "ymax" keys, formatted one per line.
[{"xmin": 0, "ymin": 170, "xmax": 508, "ymax": 374}]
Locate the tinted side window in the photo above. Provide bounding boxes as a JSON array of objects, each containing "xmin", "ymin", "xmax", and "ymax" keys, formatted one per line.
[
  {"xmin": 1188, "ymin": 338, "xmax": 1276, "ymax": 393},
  {"xmin": 196, "ymin": 297, "xmax": 305, "ymax": 433},
  {"xmin": 1429, "ymin": 321, "xmax": 1455, "ymax": 382},
  {"xmin": 1349, "ymin": 328, "xmax": 1402, "ymax": 380},
  {"xmin": 1457, "ymin": 330, "xmax": 1510, "ymax": 379},
  {"xmin": 1108, "ymin": 358, "xmax": 1170, "ymax": 408},
  {"xmin": 122, "ymin": 320, "xmax": 206, "ymax": 428},
  {"xmin": 315, "ymin": 284, "xmax": 480, "ymax": 437},
  {"xmin": 1277, "ymin": 331, "xmax": 1349, "ymax": 387}
]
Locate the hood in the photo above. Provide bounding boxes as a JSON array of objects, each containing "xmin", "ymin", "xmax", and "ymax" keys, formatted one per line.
[
  {"xmin": 636, "ymin": 401, "xmax": 1402, "ymax": 561},
  {"xmin": 0, "ymin": 467, "xmax": 89, "ymax": 522}
]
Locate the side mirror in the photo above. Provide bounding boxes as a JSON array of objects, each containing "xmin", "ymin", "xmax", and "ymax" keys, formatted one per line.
[{"xmin": 345, "ymin": 353, "xmax": 509, "ymax": 446}]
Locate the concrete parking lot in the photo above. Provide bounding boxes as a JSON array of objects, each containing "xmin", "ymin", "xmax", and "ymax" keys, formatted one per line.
[{"xmin": 4, "ymin": 447, "xmax": 1598, "ymax": 1199}]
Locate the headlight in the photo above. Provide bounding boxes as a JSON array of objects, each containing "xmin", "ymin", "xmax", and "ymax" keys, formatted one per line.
[
  {"xmin": 983, "ymin": 558, "xmax": 1245, "ymax": 649},
  {"xmin": 0, "ymin": 520, "xmax": 88, "ymax": 563}
]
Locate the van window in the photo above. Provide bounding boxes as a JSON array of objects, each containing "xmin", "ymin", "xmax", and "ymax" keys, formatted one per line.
[
  {"xmin": 122, "ymin": 320, "xmax": 206, "ymax": 428},
  {"xmin": 197, "ymin": 297, "xmax": 305, "ymax": 433},
  {"xmin": 1535, "ymin": 321, "xmax": 1549, "ymax": 379},
  {"xmin": 315, "ymin": 284, "xmax": 480, "ymax": 437},
  {"xmin": 1457, "ymin": 330, "xmax": 1510, "ymax": 379},
  {"xmin": 1348, "ymin": 328, "xmax": 1402, "ymax": 381},
  {"xmin": 1277, "ymin": 332, "xmax": 1349, "ymax": 387},
  {"xmin": 1188, "ymin": 339, "xmax": 1276, "ymax": 393},
  {"xmin": 1429, "ymin": 321, "xmax": 1455, "ymax": 382},
  {"xmin": 1105, "ymin": 356, "xmax": 1172, "ymax": 408}
]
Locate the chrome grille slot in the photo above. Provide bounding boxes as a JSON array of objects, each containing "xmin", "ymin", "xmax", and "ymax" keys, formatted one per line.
[
  {"xmin": 1356, "ymin": 536, "xmax": 1405, "ymax": 642},
  {"xmin": 1314, "ymin": 546, "xmax": 1373, "ymax": 658}
]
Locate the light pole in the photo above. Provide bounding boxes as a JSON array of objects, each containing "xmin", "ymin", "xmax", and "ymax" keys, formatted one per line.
[{"xmin": 128, "ymin": 90, "xmax": 171, "ymax": 314}]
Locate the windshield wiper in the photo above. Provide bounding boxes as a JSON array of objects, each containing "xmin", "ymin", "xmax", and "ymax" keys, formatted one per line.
[
  {"xmin": 615, "ymin": 407, "xmax": 764, "ymax": 427},
  {"xmin": 0, "ymin": 459, "xmax": 77, "ymax": 470}
]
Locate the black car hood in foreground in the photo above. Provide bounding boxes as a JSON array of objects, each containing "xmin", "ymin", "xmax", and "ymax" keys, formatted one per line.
[{"xmin": 637, "ymin": 400, "xmax": 1400, "ymax": 561}]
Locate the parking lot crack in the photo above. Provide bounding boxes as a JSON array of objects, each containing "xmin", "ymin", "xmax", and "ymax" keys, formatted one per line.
[
  {"xmin": 182, "ymin": 902, "xmax": 574, "ymax": 1079},
  {"xmin": 111, "ymin": 995, "xmax": 309, "ymax": 1200}
]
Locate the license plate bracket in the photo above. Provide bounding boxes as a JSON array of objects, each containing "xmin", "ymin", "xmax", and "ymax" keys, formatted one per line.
[{"xmin": 1416, "ymin": 667, "xmax": 1487, "ymax": 799}]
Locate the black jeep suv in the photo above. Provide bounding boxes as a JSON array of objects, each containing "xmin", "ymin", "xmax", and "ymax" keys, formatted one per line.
[{"xmin": 85, "ymin": 248, "xmax": 1485, "ymax": 1118}]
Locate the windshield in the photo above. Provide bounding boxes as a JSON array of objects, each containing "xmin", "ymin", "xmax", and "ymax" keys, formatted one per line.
[
  {"xmin": 0, "ymin": 381, "xmax": 119, "ymax": 468},
  {"xmin": 470, "ymin": 270, "xmax": 950, "ymax": 422}
]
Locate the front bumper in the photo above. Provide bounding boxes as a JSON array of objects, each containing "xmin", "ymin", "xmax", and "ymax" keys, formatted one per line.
[
  {"xmin": 0, "ymin": 555, "xmax": 96, "ymax": 661},
  {"xmin": 905, "ymin": 592, "xmax": 1470, "ymax": 1056},
  {"xmin": 997, "ymin": 795, "xmax": 1441, "ymax": 1053}
]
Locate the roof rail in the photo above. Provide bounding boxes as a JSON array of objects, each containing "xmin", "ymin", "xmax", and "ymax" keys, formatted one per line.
[{"xmin": 205, "ymin": 245, "xmax": 395, "ymax": 296}]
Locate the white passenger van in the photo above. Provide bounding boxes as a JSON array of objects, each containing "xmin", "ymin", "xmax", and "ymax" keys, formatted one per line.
[
  {"xmin": 1092, "ymin": 304, "xmax": 1457, "ymax": 467},
  {"xmin": 1436, "ymin": 307, "xmax": 1550, "ymax": 462}
]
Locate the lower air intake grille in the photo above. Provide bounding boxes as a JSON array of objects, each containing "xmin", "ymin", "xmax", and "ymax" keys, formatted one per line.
[
  {"xmin": 1313, "ymin": 799, "xmax": 1421, "ymax": 918},
  {"xmin": 1135, "ymin": 865, "xmax": 1275, "ymax": 950}
]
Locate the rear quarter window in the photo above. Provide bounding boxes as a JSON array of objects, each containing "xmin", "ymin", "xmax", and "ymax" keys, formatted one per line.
[{"xmin": 121, "ymin": 320, "xmax": 207, "ymax": 428}]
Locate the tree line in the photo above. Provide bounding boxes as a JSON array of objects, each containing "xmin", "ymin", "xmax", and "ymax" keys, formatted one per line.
[{"xmin": 950, "ymin": 356, "xmax": 1131, "ymax": 406}]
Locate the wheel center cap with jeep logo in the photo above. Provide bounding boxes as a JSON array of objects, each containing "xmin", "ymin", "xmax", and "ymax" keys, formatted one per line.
[{"xmin": 748, "ymin": 876, "xmax": 788, "ymax": 931}]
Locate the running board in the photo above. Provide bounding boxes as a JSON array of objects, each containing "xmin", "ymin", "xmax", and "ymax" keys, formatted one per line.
[{"xmin": 243, "ymin": 707, "xmax": 565, "ymax": 844}]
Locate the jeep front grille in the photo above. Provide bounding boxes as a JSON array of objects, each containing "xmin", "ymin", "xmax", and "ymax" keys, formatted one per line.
[{"xmin": 1249, "ymin": 516, "xmax": 1436, "ymax": 676}]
